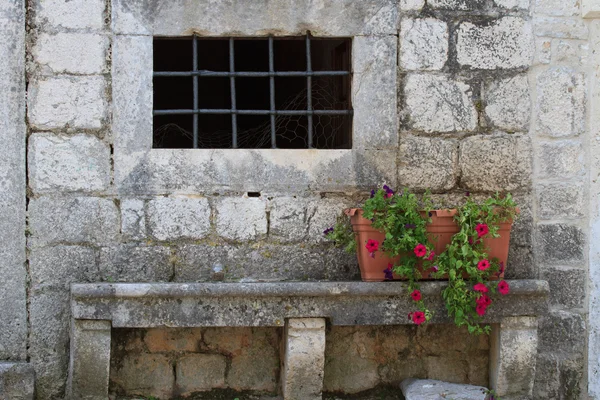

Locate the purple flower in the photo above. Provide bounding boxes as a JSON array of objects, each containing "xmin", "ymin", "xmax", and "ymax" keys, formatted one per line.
[
  {"xmin": 465, "ymin": 191, "xmax": 471, "ymax": 197},
  {"xmin": 323, "ymin": 227, "xmax": 334, "ymax": 236},
  {"xmin": 384, "ymin": 264, "xmax": 394, "ymax": 280},
  {"xmin": 370, "ymin": 189, "xmax": 376, "ymax": 198},
  {"xmin": 404, "ymin": 223, "xmax": 416, "ymax": 229},
  {"xmin": 432, "ymin": 265, "xmax": 439, "ymax": 272},
  {"xmin": 383, "ymin": 185, "xmax": 394, "ymax": 198}
]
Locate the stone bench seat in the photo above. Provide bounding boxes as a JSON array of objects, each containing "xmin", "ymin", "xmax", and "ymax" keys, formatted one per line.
[{"xmin": 67, "ymin": 280, "xmax": 549, "ymax": 400}]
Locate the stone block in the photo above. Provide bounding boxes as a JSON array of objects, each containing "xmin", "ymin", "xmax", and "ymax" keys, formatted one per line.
[
  {"xmin": 176, "ymin": 354, "xmax": 227, "ymax": 394},
  {"xmin": 32, "ymin": 0, "xmax": 106, "ymax": 31},
  {"xmin": 457, "ymin": 17, "xmax": 533, "ymax": 70},
  {"xmin": 534, "ymin": 0, "xmax": 580, "ymax": 16},
  {"xmin": 536, "ymin": 223, "xmax": 585, "ymax": 264},
  {"xmin": 533, "ymin": 17, "xmax": 589, "ymax": 39},
  {"xmin": 29, "ymin": 289, "xmax": 70, "ymax": 399},
  {"xmin": 147, "ymin": 196, "xmax": 211, "ymax": 241},
  {"xmin": 143, "ymin": 328, "xmax": 202, "ymax": 353},
  {"xmin": 553, "ymin": 39, "xmax": 589, "ymax": 66},
  {"xmin": 400, "ymin": 18, "xmax": 448, "ymax": 71},
  {"xmin": 537, "ymin": 183, "xmax": 585, "ymax": 219},
  {"xmin": 27, "ymin": 76, "xmax": 107, "ymax": 130},
  {"xmin": 485, "ymin": 75, "xmax": 530, "ymax": 132},
  {"xmin": 307, "ymin": 198, "xmax": 354, "ymax": 243},
  {"xmin": 404, "ymin": 74, "xmax": 477, "ymax": 133},
  {"xmin": 28, "ymin": 196, "xmax": 119, "ymax": 247},
  {"xmin": 537, "ymin": 140, "xmax": 585, "ymax": 178},
  {"xmin": 401, "ymin": 379, "xmax": 487, "ymax": 400},
  {"xmin": 173, "ymin": 244, "xmax": 230, "ymax": 282},
  {"xmin": 216, "ymin": 197, "xmax": 267, "ymax": 241},
  {"xmin": 536, "ymin": 67, "xmax": 585, "ymax": 137},
  {"xmin": 0, "ymin": 362, "xmax": 35, "ymax": 400},
  {"xmin": 32, "ymin": 32, "xmax": 108, "ymax": 75},
  {"xmin": 506, "ymin": 246, "xmax": 535, "ymax": 279},
  {"xmin": 425, "ymin": 357, "xmax": 468, "ymax": 383},
  {"xmin": 535, "ymin": 38, "xmax": 552, "ymax": 64},
  {"xmin": 110, "ymin": 353, "xmax": 174, "ymax": 399},
  {"xmin": 121, "ymin": 198, "xmax": 146, "ymax": 240},
  {"xmin": 323, "ymin": 327, "xmax": 379, "ymax": 393},
  {"xmin": 416, "ymin": 324, "xmax": 489, "ymax": 354},
  {"xmin": 29, "ymin": 245, "xmax": 97, "ymax": 290},
  {"xmin": 398, "ymin": 136, "xmax": 458, "ymax": 192},
  {"xmin": 269, "ymin": 197, "xmax": 309, "ymax": 242},
  {"xmin": 459, "ymin": 135, "xmax": 532, "ymax": 192},
  {"xmin": 540, "ymin": 266, "xmax": 586, "ymax": 308},
  {"xmin": 282, "ymin": 318, "xmax": 326, "ymax": 400},
  {"xmin": 510, "ymin": 196, "xmax": 533, "ymax": 247},
  {"xmin": 99, "ymin": 245, "xmax": 173, "ymax": 282},
  {"xmin": 539, "ymin": 310, "xmax": 586, "ymax": 356},
  {"xmin": 203, "ymin": 327, "xmax": 254, "ymax": 356},
  {"xmin": 494, "ymin": 0, "xmax": 530, "ymax": 9},
  {"xmin": 28, "ymin": 133, "xmax": 111, "ymax": 193},
  {"xmin": 533, "ymin": 353, "xmax": 560, "ymax": 399},
  {"xmin": 428, "ymin": 0, "xmax": 485, "ymax": 10},
  {"xmin": 400, "ymin": 0, "xmax": 426, "ymax": 10}
]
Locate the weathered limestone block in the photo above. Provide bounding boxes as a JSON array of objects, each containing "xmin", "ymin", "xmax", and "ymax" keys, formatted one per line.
[
  {"xmin": 28, "ymin": 76, "xmax": 107, "ymax": 130},
  {"xmin": 534, "ymin": 353, "xmax": 583, "ymax": 399},
  {"xmin": 533, "ymin": 17, "xmax": 589, "ymax": 39},
  {"xmin": 553, "ymin": 40, "xmax": 589, "ymax": 66},
  {"xmin": 534, "ymin": 0, "xmax": 580, "ymax": 16},
  {"xmin": 109, "ymin": 353, "xmax": 174, "ymax": 399},
  {"xmin": 398, "ymin": 136, "xmax": 458, "ymax": 192},
  {"xmin": 32, "ymin": 0, "xmax": 106, "ymax": 31},
  {"xmin": 121, "ymin": 198, "xmax": 146, "ymax": 240},
  {"xmin": 282, "ymin": 318, "xmax": 326, "ymax": 400},
  {"xmin": 537, "ymin": 140, "xmax": 585, "ymax": 178},
  {"xmin": 28, "ymin": 133, "xmax": 111, "ymax": 193},
  {"xmin": 67, "ymin": 320, "xmax": 111, "ymax": 400},
  {"xmin": 400, "ymin": 0, "xmax": 425, "ymax": 10},
  {"xmin": 99, "ymin": 245, "xmax": 173, "ymax": 282},
  {"xmin": 536, "ymin": 223, "xmax": 585, "ymax": 264},
  {"xmin": 457, "ymin": 17, "xmax": 534, "ymax": 69},
  {"xmin": 401, "ymin": 379, "xmax": 487, "ymax": 400},
  {"xmin": 269, "ymin": 197, "xmax": 309, "ymax": 242},
  {"xmin": 535, "ymin": 38, "xmax": 552, "ymax": 64},
  {"xmin": 0, "ymin": 363, "xmax": 35, "ymax": 400},
  {"xmin": 176, "ymin": 354, "xmax": 227, "ymax": 394},
  {"xmin": 426, "ymin": 357, "xmax": 469, "ymax": 383},
  {"xmin": 459, "ymin": 135, "xmax": 532, "ymax": 192},
  {"xmin": 404, "ymin": 74, "xmax": 477, "ymax": 133},
  {"xmin": 485, "ymin": 75, "xmax": 530, "ymax": 132},
  {"xmin": 32, "ymin": 33, "xmax": 108, "ymax": 75},
  {"xmin": 490, "ymin": 317, "xmax": 538, "ymax": 398},
  {"xmin": 537, "ymin": 182, "xmax": 585, "ymax": 219},
  {"xmin": 539, "ymin": 310, "xmax": 586, "ymax": 356},
  {"xmin": 307, "ymin": 198, "xmax": 353, "ymax": 243},
  {"xmin": 147, "ymin": 196, "xmax": 210, "ymax": 241},
  {"xmin": 216, "ymin": 197, "xmax": 267, "ymax": 241},
  {"xmin": 540, "ymin": 266, "xmax": 586, "ymax": 308},
  {"xmin": 143, "ymin": 327, "xmax": 202, "ymax": 353},
  {"xmin": 506, "ymin": 246, "xmax": 535, "ymax": 279},
  {"xmin": 428, "ymin": 0, "xmax": 485, "ymax": 10},
  {"xmin": 29, "ymin": 245, "xmax": 97, "ymax": 290},
  {"xmin": 536, "ymin": 67, "xmax": 586, "ymax": 137},
  {"xmin": 28, "ymin": 196, "xmax": 119, "ymax": 247},
  {"xmin": 400, "ymin": 18, "xmax": 448, "ymax": 71},
  {"xmin": 493, "ymin": 0, "xmax": 530, "ymax": 9}
]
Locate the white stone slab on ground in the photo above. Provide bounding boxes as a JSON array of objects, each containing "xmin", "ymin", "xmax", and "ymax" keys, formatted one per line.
[{"xmin": 401, "ymin": 379, "xmax": 488, "ymax": 400}]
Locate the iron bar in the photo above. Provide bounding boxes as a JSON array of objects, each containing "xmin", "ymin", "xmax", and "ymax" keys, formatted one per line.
[
  {"xmin": 268, "ymin": 36, "xmax": 276, "ymax": 148},
  {"xmin": 154, "ymin": 109, "xmax": 353, "ymax": 116},
  {"xmin": 305, "ymin": 35, "xmax": 313, "ymax": 148},
  {"xmin": 229, "ymin": 38, "xmax": 238, "ymax": 148},
  {"xmin": 153, "ymin": 70, "xmax": 350, "ymax": 77},
  {"xmin": 192, "ymin": 35, "xmax": 199, "ymax": 149}
]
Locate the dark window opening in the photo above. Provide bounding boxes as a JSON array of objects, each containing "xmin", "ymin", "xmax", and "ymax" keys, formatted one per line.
[{"xmin": 153, "ymin": 36, "xmax": 353, "ymax": 149}]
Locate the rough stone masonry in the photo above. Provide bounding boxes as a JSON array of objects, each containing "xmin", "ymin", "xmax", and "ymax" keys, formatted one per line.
[{"xmin": 0, "ymin": 0, "xmax": 599, "ymax": 398}]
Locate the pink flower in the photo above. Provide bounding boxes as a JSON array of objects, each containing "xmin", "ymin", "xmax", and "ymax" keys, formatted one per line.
[
  {"xmin": 412, "ymin": 311, "xmax": 426, "ymax": 325},
  {"xmin": 427, "ymin": 251, "xmax": 436, "ymax": 261},
  {"xmin": 474, "ymin": 283, "xmax": 489, "ymax": 293},
  {"xmin": 477, "ymin": 259, "xmax": 490, "ymax": 271},
  {"xmin": 476, "ymin": 303, "xmax": 487, "ymax": 317},
  {"xmin": 365, "ymin": 239, "xmax": 379, "ymax": 253},
  {"xmin": 476, "ymin": 294, "xmax": 492, "ymax": 307},
  {"xmin": 411, "ymin": 290, "xmax": 422, "ymax": 302},
  {"xmin": 414, "ymin": 244, "xmax": 427, "ymax": 258},
  {"xmin": 475, "ymin": 223, "xmax": 489, "ymax": 238},
  {"xmin": 498, "ymin": 280, "xmax": 510, "ymax": 295}
]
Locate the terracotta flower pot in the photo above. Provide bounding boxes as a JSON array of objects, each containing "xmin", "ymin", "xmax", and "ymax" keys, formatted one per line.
[{"xmin": 345, "ymin": 208, "xmax": 514, "ymax": 282}]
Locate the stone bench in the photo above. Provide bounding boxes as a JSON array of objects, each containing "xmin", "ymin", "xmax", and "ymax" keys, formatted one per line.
[{"xmin": 67, "ymin": 280, "xmax": 549, "ymax": 400}]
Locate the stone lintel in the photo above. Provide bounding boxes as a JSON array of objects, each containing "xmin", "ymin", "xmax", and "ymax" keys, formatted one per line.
[{"xmin": 282, "ymin": 318, "xmax": 326, "ymax": 400}]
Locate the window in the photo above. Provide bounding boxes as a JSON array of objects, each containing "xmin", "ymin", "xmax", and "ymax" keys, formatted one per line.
[{"xmin": 153, "ymin": 35, "xmax": 352, "ymax": 149}]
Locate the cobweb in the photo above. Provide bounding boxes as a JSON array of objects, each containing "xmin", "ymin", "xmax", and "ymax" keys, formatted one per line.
[{"xmin": 153, "ymin": 77, "xmax": 350, "ymax": 149}]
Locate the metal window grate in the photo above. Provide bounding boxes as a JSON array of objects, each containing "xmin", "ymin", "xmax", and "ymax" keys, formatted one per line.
[{"xmin": 153, "ymin": 35, "xmax": 353, "ymax": 149}]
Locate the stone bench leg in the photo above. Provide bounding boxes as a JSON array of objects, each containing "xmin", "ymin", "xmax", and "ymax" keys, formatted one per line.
[
  {"xmin": 489, "ymin": 316, "xmax": 538, "ymax": 399},
  {"xmin": 67, "ymin": 319, "xmax": 112, "ymax": 400},
  {"xmin": 281, "ymin": 318, "xmax": 326, "ymax": 400}
]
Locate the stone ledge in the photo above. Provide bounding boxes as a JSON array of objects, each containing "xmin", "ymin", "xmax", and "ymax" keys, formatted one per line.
[{"xmin": 71, "ymin": 280, "xmax": 549, "ymax": 327}]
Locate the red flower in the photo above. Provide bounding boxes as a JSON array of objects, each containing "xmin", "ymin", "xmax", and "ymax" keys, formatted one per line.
[
  {"xmin": 474, "ymin": 283, "xmax": 488, "ymax": 293},
  {"xmin": 475, "ymin": 223, "xmax": 489, "ymax": 238},
  {"xmin": 407, "ymin": 312, "xmax": 413, "ymax": 320},
  {"xmin": 412, "ymin": 311, "xmax": 426, "ymax": 325},
  {"xmin": 365, "ymin": 239, "xmax": 379, "ymax": 253},
  {"xmin": 414, "ymin": 244, "xmax": 427, "ymax": 258},
  {"xmin": 427, "ymin": 251, "xmax": 436, "ymax": 261},
  {"xmin": 411, "ymin": 290, "xmax": 422, "ymax": 302},
  {"xmin": 477, "ymin": 259, "xmax": 490, "ymax": 271},
  {"xmin": 476, "ymin": 303, "xmax": 487, "ymax": 317},
  {"xmin": 476, "ymin": 294, "xmax": 492, "ymax": 307},
  {"xmin": 498, "ymin": 280, "xmax": 510, "ymax": 295}
]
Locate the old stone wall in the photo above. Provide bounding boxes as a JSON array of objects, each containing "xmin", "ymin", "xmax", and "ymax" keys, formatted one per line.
[{"xmin": 0, "ymin": 0, "xmax": 589, "ymax": 398}]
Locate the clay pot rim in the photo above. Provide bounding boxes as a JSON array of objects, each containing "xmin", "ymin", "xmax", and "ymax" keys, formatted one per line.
[{"xmin": 344, "ymin": 207, "xmax": 519, "ymax": 218}]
